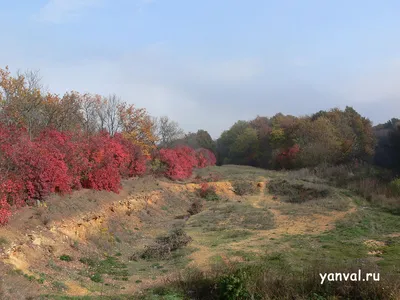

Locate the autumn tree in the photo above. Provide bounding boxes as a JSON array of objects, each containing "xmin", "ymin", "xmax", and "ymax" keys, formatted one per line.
[
  {"xmin": 41, "ymin": 92, "xmax": 83, "ymax": 132},
  {"xmin": 0, "ymin": 67, "xmax": 45, "ymax": 139},
  {"xmin": 118, "ymin": 103, "xmax": 158, "ymax": 155},
  {"xmin": 293, "ymin": 117, "xmax": 341, "ymax": 167},
  {"xmin": 321, "ymin": 107, "xmax": 375, "ymax": 163},
  {"xmin": 154, "ymin": 115, "xmax": 185, "ymax": 147}
]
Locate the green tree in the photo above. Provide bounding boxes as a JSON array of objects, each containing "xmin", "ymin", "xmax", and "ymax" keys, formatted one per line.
[
  {"xmin": 217, "ymin": 121, "xmax": 250, "ymax": 165},
  {"xmin": 229, "ymin": 127, "xmax": 259, "ymax": 166}
]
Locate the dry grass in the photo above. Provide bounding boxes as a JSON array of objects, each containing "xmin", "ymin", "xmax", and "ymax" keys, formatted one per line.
[{"xmin": 188, "ymin": 201, "xmax": 275, "ymax": 231}]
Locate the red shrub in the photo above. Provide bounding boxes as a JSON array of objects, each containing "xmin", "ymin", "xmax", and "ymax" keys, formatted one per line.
[
  {"xmin": 37, "ymin": 130, "xmax": 90, "ymax": 190},
  {"xmin": 0, "ymin": 178, "xmax": 25, "ymax": 225},
  {"xmin": 276, "ymin": 144, "xmax": 300, "ymax": 169},
  {"xmin": 158, "ymin": 146, "xmax": 198, "ymax": 180},
  {"xmin": 196, "ymin": 148, "xmax": 217, "ymax": 168},
  {"xmin": 13, "ymin": 137, "xmax": 72, "ymax": 200},
  {"xmin": 0, "ymin": 123, "xmax": 148, "ymax": 225},
  {"xmin": 0, "ymin": 195, "xmax": 11, "ymax": 225},
  {"xmin": 80, "ymin": 132, "xmax": 126, "ymax": 192},
  {"xmin": 199, "ymin": 183, "xmax": 211, "ymax": 198},
  {"xmin": 0, "ymin": 118, "xmax": 150, "ymax": 224},
  {"xmin": 198, "ymin": 182, "xmax": 219, "ymax": 200},
  {"xmin": 114, "ymin": 133, "xmax": 147, "ymax": 177},
  {"xmin": 0, "ymin": 126, "xmax": 72, "ymax": 201}
]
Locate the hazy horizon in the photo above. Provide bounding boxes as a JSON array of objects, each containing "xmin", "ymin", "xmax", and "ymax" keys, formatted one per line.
[{"xmin": 1, "ymin": 0, "xmax": 400, "ymax": 138}]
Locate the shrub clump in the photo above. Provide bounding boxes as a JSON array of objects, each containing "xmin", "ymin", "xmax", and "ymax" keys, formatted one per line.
[
  {"xmin": 268, "ymin": 179, "xmax": 330, "ymax": 203},
  {"xmin": 157, "ymin": 146, "xmax": 198, "ymax": 180},
  {"xmin": 0, "ymin": 126, "xmax": 147, "ymax": 225},
  {"xmin": 141, "ymin": 228, "xmax": 192, "ymax": 260},
  {"xmin": 59, "ymin": 255, "xmax": 73, "ymax": 262},
  {"xmin": 232, "ymin": 180, "xmax": 258, "ymax": 196},
  {"xmin": 153, "ymin": 146, "xmax": 217, "ymax": 181},
  {"xmin": 198, "ymin": 183, "xmax": 220, "ymax": 201}
]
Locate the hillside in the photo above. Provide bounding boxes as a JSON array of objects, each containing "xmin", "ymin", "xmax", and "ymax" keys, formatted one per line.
[{"xmin": 1, "ymin": 165, "xmax": 399, "ymax": 299}]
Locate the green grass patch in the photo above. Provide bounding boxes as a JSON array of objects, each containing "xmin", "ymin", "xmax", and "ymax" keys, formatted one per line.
[
  {"xmin": 59, "ymin": 254, "xmax": 73, "ymax": 262},
  {"xmin": 79, "ymin": 255, "xmax": 129, "ymax": 282}
]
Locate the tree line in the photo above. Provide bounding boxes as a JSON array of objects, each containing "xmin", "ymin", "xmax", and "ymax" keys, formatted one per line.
[{"xmin": 215, "ymin": 108, "xmax": 400, "ymax": 175}]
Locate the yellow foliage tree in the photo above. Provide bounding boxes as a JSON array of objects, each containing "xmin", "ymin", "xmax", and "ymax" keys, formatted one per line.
[
  {"xmin": 118, "ymin": 103, "xmax": 158, "ymax": 156},
  {"xmin": 0, "ymin": 66, "xmax": 44, "ymax": 139}
]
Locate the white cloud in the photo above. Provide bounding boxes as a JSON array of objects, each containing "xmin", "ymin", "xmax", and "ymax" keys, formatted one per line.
[{"xmin": 34, "ymin": 0, "xmax": 102, "ymax": 23}]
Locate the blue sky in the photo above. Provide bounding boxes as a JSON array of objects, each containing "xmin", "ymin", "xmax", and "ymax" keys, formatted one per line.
[{"xmin": 1, "ymin": 0, "xmax": 400, "ymax": 137}]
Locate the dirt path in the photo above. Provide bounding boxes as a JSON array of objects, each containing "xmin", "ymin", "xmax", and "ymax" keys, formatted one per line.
[
  {"xmin": 230, "ymin": 181, "xmax": 356, "ymax": 249},
  {"xmin": 188, "ymin": 179, "xmax": 357, "ymax": 269}
]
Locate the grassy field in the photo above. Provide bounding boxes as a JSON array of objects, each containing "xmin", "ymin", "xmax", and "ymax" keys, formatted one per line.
[{"xmin": 1, "ymin": 165, "xmax": 400, "ymax": 299}]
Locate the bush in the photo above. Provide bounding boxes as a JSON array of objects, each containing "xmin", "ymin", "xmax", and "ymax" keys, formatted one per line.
[
  {"xmin": 268, "ymin": 179, "xmax": 330, "ymax": 203},
  {"xmin": 141, "ymin": 228, "xmax": 192, "ymax": 260},
  {"xmin": 90, "ymin": 273, "xmax": 103, "ymax": 283},
  {"xmin": 218, "ymin": 270, "xmax": 250, "ymax": 300},
  {"xmin": 232, "ymin": 180, "xmax": 258, "ymax": 196},
  {"xmin": 314, "ymin": 164, "xmax": 352, "ymax": 186},
  {"xmin": 114, "ymin": 133, "xmax": 147, "ymax": 177},
  {"xmin": 0, "ymin": 124, "xmax": 147, "ymax": 225},
  {"xmin": 196, "ymin": 148, "xmax": 217, "ymax": 168},
  {"xmin": 59, "ymin": 255, "xmax": 73, "ymax": 262},
  {"xmin": 187, "ymin": 199, "xmax": 203, "ymax": 215},
  {"xmin": 154, "ymin": 146, "xmax": 216, "ymax": 181},
  {"xmin": 157, "ymin": 146, "xmax": 198, "ymax": 180},
  {"xmin": 198, "ymin": 183, "xmax": 220, "ymax": 201}
]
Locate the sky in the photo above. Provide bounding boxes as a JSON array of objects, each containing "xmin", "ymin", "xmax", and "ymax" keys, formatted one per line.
[{"xmin": 1, "ymin": 0, "xmax": 400, "ymax": 138}]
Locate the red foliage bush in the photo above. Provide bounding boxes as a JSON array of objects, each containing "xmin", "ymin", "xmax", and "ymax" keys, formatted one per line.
[
  {"xmin": 81, "ymin": 132, "xmax": 131, "ymax": 192},
  {"xmin": 0, "ymin": 178, "xmax": 25, "ymax": 225},
  {"xmin": 196, "ymin": 148, "xmax": 217, "ymax": 168},
  {"xmin": 198, "ymin": 183, "xmax": 211, "ymax": 198},
  {"xmin": 276, "ymin": 144, "xmax": 300, "ymax": 169},
  {"xmin": 17, "ymin": 139, "xmax": 72, "ymax": 199},
  {"xmin": 155, "ymin": 147, "xmax": 217, "ymax": 181},
  {"xmin": 114, "ymin": 133, "xmax": 147, "ymax": 178},
  {"xmin": 0, "ymin": 195, "xmax": 11, "ymax": 225},
  {"xmin": 158, "ymin": 146, "xmax": 198, "ymax": 180},
  {"xmin": 0, "ymin": 125, "xmax": 71, "ymax": 200},
  {"xmin": 197, "ymin": 182, "xmax": 219, "ymax": 200},
  {"xmin": 0, "ymin": 123, "xmax": 148, "ymax": 225},
  {"xmin": 37, "ymin": 130, "xmax": 90, "ymax": 190}
]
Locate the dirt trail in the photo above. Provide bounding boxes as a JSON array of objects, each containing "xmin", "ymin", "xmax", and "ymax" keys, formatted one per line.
[
  {"xmin": 188, "ymin": 179, "xmax": 357, "ymax": 269},
  {"xmin": 232, "ymin": 181, "xmax": 356, "ymax": 248}
]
